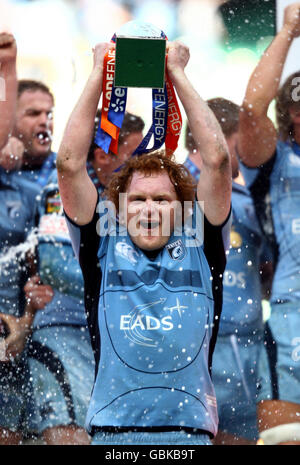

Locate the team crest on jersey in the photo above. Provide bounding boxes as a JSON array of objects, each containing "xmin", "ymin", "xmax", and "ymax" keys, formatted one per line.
[
  {"xmin": 166, "ymin": 239, "xmax": 186, "ymax": 261},
  {"xmin": 115, "ymin": 241, "xmax": 139, "ymax": 265}
]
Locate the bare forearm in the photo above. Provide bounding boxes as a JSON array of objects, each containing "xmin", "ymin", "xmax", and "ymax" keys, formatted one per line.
[
  {"xmin": 171, "ymin": 68, "xmax": 231, "ymax": 224},
  {"xmin": 57, "ymin": 67, "xmax": 103, "ymax": 173},
  {"xmin": 56, "ymin": 42, "xmax": 111, "ymax": 224},
  {"xmin": 238, "ymin": 3, "xmax": 300, "ymax": 167},
  {"xmin": 172, "ymin": 69, "xmax": 228, "ymax": 167},
  {"xmin": 243, "ymin": 25, "xmax": 295, "ymax": 115},
  {"xmin": 0, "ymin": 61, "xmax": 17, "ymax": 150}
]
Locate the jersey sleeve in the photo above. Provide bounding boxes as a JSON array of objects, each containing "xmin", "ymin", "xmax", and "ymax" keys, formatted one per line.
[
  {"xmin": 239, "ymin": 151, "xmax": 278, "ymax": 264},
  {"xmin": 203, "ymin": 208, "xmax": 232, "ymax": 278},
  {"xmin": 64, "ymin": 205, "xmax": 100, "ymax": 265},
  {"xmin": 239, "ymin": 150, "xmax": 277, "ymax": 190},
  {"xmin": 203, "ymin": 208, "xmax": 232, "ymax": 371}
]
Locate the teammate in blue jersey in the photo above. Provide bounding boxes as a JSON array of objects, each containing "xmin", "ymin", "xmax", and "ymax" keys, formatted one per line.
[
  {"xmin": 238, "ymin": 2, "xmax": 300, "ymax": 445},
  {"xmin": 185, "ymin": 98, "xmax": 272, "ymax": 444},
  {"xmin": 25, "ymin": 111, "xmax": 144, "ymax": 445},
  {"xmin": 0, "ymin": 163, "xmax": 47, "ymax": 444},
  {"xmin": 0, "ymin": 33, "xmax": 17, "ymax": 151},
  {"xmin": 56, "ymin": 40, "xmax": 232, "ymax": 445},
  {"xmin": 184, "ymin": 98, "xmax": 241, "ymax": 185},
  {"xmin": 0, "ymin": 34, "xmax": 46, "ymax": 444},
  {"xmin": 11, "ymin": 79, "xmax": 56, "ymax": 186}
]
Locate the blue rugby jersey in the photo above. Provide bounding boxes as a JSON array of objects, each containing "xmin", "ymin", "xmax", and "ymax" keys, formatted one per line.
[
  {"xmin": 240, "ymin": 140, "xmax": 300, "ymax": 306},
  {"xmin": 184, "ymin": 158, "xmax": 266, "ymax": 336},
  {"xmin": 184, "ymin": 157, "xmax": 200, "ymax": 182},
  {"xmin": 20, "ymin": 151, "xmax": 57, "ymax": 187},
  {"xmin": 220, "ymin": 182, "xmax": 265, "ymax": 336},
  {"xmin": 66, "ymin": 198, "xmax": 231, "ymax": 437},
  {"xmin": 0, "ymin": 168, "xmax": 40, "ymax": 316},
  {"xmin": 33, "ymin": 169, "xmax": 105, "ymax": 329}
]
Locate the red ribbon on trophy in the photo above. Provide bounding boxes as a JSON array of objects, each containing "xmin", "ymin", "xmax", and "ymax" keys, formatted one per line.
[{"xmin": 94, "ymin": 26, "xmax": 182, "ymax": 158}]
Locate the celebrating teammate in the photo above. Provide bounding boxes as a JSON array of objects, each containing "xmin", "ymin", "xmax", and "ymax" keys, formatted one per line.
[
  {"xmin": 238, "ymin": 2, "xmax": 300, "ymax": 446},
  {"xmin": 56, "ymin": 40, "xmax": 231, "ymax": 445},
  {"xmin": 0, "ymin": 33, "xmax": 17, "ymax": 150}
]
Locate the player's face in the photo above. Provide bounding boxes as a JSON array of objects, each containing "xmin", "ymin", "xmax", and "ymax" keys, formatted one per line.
[
  {"xmin": 118, "ymin": 131, "xmax": 144, "ymax": 164},
  {"xmin": 14, "ymin": 90, "xmax": 54, "ymax": 166},
  {"xmin": 123, "ymin": 171, "xmax": 179, "ymax": 251}
]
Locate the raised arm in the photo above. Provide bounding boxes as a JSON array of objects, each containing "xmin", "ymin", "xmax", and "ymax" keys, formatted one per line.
[
  {"xmin": 167, "ymin": 41, "xmax": 231, "ymax": 225},
  {"xmin": 57, "ymin": 42, "xmax": 111, "ymax": 225},
  {"xmin": 0, "ymin": 33, "xmax": 17, "ymax": 151},
  {"xmin": 238, "ymin": 2, "xmax": 300, "ymax": 167}
]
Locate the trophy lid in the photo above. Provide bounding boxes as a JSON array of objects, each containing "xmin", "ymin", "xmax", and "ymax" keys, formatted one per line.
[
  {"xmin": 114, "ymin": 20, "xmax": 166, "ymax": 89},
  {"xmin": 116, "ymin": 20, "xmax": 164, "ymax": 39}
]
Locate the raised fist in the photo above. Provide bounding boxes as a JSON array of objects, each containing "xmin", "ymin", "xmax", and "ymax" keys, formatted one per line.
[
  {"xmin": 0, "ymin": 137, "xmax": 24, "ymax": 171},
  {"xmin": 283, "ymin": 2, "xmax": 300, "ymax": 38},
  {"xmin": 0, "ymin": 33, "xmax": 17, "ymax": 65},
  {"xmin": 166, "ymin": 41, "xmax": 190, "ymax": 79},
  {"xmin": 93, "ymin": 42, "xmax": 112, "ymax": 70}
]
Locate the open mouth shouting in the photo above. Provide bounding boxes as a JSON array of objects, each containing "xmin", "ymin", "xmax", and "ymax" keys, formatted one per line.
[
  {"xmin": 35, "ymin": 130, "xmax": 52, "ymax": 146},
  {"xmin": 139, "ymin": 219, "xmax": 160, "ymax": 235}
]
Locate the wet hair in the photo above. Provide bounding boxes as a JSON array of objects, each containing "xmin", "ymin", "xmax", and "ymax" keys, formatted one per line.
[
  {"xmin": 87, "ymin": 110, "xmax": 145, "ymax": 160},
  {"xmin": 276, "ymin": 71, "xmax": 300, "ymax": 141},
  {"xmin": 207, "ymin": 98, "xmax": 239, "ymax": 136},
  {"xmin": 17, "ymin": 79, "xmax": 54, "ymax": 103},
  {"xmin": 184, "ymin": 122, "xmax": 197, "ymax": 153},
  {"xmin": 105, "ymin": 150, "xmax": 197, "ymax": 213},
  {"xmin": 184, "ymin": 97, "xmax": 239, "ymax": 151}
]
